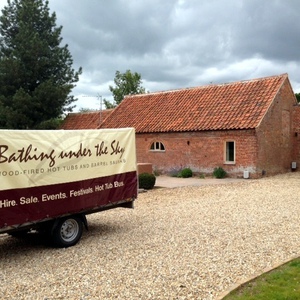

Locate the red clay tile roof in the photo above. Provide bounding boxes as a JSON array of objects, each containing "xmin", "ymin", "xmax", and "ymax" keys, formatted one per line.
[
  {"xmin": 100, "ymin": 74, "xmax": 292, "ymax": 133},
  {"xmin": 60, "ymin": 110, "xmax": 113, "ymax": 129}
]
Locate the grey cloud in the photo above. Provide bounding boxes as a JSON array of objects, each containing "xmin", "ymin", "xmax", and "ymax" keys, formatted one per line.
[
  {"xmin": 0, "ymin": 0, "xmax": 299, "ymax": 110},
  {"xmin": 230, "ymin": 1, "xmax": 300, "ymax": 61}
]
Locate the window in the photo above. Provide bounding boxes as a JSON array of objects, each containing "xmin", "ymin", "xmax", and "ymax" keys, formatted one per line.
[
  {"xmin": 225, "ymin": 141, "xmax": 235, "ymax": 163},
  {"xmin": 150, "ymin": 141, "xmax": 165, "ymax": 152}
]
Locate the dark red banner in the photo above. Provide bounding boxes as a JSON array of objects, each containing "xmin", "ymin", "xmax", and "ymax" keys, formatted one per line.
[{"xmin": 0, "ymin": 171, "xmax": 137, "ymax": 229}]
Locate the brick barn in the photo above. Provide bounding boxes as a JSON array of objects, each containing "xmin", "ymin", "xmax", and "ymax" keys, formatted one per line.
[{"xmin": 61, "ymin": 74, "xmax": 300, "ymax": 178}]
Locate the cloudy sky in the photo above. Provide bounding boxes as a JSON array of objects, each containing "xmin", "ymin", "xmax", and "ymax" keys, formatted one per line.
[{"xmin": 0, "ymin": 0, "xmax": 300, "ymax": 111}]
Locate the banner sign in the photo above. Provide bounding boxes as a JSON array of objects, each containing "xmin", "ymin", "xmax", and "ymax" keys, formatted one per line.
[{"xmin": 0, "ymin": 128, "xmax": 137, "ymax": 229}]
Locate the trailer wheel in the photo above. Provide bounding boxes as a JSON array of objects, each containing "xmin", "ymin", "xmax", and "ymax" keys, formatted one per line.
[{"xmin": 51, "ymin": 216, "xmax": 83, "ymax": 248}]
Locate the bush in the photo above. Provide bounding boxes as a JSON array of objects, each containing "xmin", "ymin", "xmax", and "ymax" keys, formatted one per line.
[
  {"xmin": 213, "ymin": 167, "xmax": 227, "ymax": 179},
  {"xmin": 138, "ymin": 173, "xmax": 156, "ymax": 190},
  {"xmin": 178, "ymin": 168, "xmax": 193, "ymax": 178}
]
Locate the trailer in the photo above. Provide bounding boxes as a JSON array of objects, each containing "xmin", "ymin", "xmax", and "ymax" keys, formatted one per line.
[{"xmin": 0, "ymin": 128, "xmax": 137, "ymax": 247}]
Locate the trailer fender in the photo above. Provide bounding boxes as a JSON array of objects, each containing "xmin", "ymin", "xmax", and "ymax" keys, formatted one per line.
[{"xmin": 79, "ymin": 214, "xmax": 88, "ymax": 231}]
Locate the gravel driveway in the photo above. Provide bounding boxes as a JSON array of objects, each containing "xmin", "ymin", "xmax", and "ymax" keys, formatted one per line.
[{"xmin": 1, "ymin": 172, "xmax": 300, "ymax": 299}]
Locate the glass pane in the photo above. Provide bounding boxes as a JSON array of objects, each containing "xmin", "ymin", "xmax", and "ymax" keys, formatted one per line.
[
  {"xmin": 226, "ymin": 141, "xmax": 234, "ymax": 161},
  {"xmin": 150, "ymin": 141, "xmax": 165, "ymax": 151}
]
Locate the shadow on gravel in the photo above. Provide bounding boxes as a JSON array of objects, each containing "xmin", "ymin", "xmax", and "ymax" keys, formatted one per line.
[
  {"xmin": 0, "ymin": 232, "xmax": 51, "ymax": 257},
  {"xmin": 0, "ymin": 221, "xmax": 129, "ymax": 257}
]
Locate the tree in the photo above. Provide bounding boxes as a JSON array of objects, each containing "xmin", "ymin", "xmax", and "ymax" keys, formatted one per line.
[
  {"xmin": 0, "ymin": 0, "xmax": 82, "ymax": 129},
  {"xmin": 104, "ymin": 70, "xmax": 146, "ymax": 109},
  {"xmin": 296, "ymin": 93, "xmax": 300, "ymax": 103}
]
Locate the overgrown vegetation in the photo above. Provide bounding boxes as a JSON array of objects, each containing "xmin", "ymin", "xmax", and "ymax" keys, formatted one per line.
[
  {"xmin": 213, "ymin": 167, "xmax": 227, "ymax": 178},
  {"xmin": 223, "ymin": 257, "xmax": 300, "ymax": 300},
  {"xmin": 178, "ymin": 168, "xmax": 193, "ymax": 178},
  {"xmin": 138, "ymin": 173, "xmax": 156, "ymax": 190}
]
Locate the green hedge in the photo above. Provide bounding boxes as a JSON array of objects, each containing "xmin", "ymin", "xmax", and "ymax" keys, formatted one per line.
[
  {"xmin": 213, "ymin": 167, "xmax": 227, "ymax": 178},
  {"xmin": 178, "ymin": 168, "xmax": 193, "ymax": 178},
  {"xmin": 138, "ymin": 173, "xmax": 156, "ymax": 190}
]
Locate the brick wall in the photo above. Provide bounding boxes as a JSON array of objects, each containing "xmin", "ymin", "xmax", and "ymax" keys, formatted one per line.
[
  {"xmin": 256, "ymin": 79, "xmax": 297, "ymax": 176},
  {"xmin": 292, "ymin": 105, "xmax": 300, "ymax": 167},
  {"xmin": 136, "ymin": 130, "xmax": 258, "ymax": 178}
]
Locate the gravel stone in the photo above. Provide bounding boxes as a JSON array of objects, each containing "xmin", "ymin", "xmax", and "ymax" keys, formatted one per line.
[{"xmin": 1, "ymin": 172, "xmax": 300, "ymax": 299}]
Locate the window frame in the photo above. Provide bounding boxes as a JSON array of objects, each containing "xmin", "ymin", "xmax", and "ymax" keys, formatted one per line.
[
  {"xmin": 224, "ymin": 140, "xmax": 235, "ymax": 164},
  {"xmin": 150, "ymin": 141, "xmax": 165, "ymax": 152}
]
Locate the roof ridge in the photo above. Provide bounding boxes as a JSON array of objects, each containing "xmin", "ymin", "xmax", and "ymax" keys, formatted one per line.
[{"xmin": 124, "ymin": 73, "xmax": 288, "ymax": 98}]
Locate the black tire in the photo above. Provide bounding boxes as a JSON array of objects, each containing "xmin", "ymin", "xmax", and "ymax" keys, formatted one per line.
[{"xmin": 51, "ymin": 216, "xmax": 83, "ymax": 248}]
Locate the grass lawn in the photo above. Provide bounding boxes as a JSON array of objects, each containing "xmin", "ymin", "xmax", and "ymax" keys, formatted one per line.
[{"xmin": 223, "ymin": 257, "xmax": 300, "ymax": 300}]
